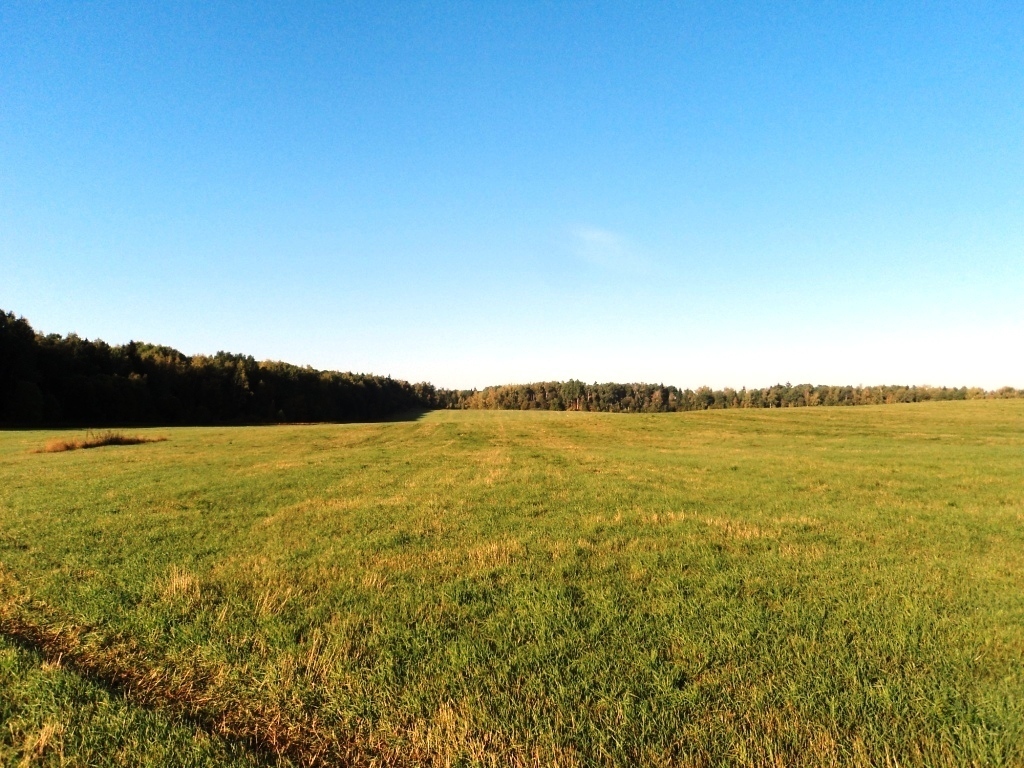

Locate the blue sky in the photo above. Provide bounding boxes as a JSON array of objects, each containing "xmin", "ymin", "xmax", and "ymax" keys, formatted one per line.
[{"xmin": 2, "ymin": 2, "xmax": 1022, "ymax": 388}]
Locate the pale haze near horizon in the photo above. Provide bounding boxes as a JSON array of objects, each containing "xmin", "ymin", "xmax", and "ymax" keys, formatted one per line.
[{"xmin": 2, "ymin": 3, "xmax": 1021, "ymax": 390}]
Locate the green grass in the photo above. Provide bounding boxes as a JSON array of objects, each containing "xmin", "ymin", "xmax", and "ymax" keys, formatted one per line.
[
  {"xmin": 0, "ymin": 635, "xmax": 260, "ymax": 767},
  {"xmin": 1, "ymin": 401, "xmax": 1022, "ymax": 766}
]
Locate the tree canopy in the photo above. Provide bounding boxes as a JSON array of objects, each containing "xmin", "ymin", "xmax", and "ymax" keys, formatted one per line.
[{"xmin": 0, "ymin": 310, "xmax": 440, "ymax": 426}]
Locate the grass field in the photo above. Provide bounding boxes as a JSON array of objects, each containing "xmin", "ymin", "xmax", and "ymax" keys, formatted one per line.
[{"xmin": 1, "ymin": 401, "xmax": 1022, "ymax": 766}]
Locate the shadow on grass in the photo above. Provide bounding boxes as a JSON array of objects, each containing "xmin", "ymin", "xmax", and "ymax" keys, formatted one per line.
[
  {"xmin": 378, "ymin": 407, "xmax": 431, "ymax": 423},
  {"xmin": 0, "ymin": 619, "xmax": 277, "ymax": 767},
  {"xmin": 5, "ymin": 408, "xmax": 436, "ymax": 434}
]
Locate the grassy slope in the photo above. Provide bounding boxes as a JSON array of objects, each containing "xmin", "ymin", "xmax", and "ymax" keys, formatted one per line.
[{"xmin": 0, "ymin": 401, "xmax": 1022, "ymax": 766}]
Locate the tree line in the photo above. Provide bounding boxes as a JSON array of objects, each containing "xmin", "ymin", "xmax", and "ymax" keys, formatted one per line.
[
  {"xmin": 0, "ymin": 310, "xmax": 442, "ymax": 426},
  {"xmin": 1, "ymin": 309, "xmax": 1019, "ymax": 426},
  {"xmin": 443, "ymin": 380, "xmax": 1021, "ymax": 413}
]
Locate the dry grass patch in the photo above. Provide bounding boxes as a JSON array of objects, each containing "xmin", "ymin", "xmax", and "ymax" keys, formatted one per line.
[
  {"xmin": 34, "ymin": 430, "xmax": 167, "ymax": 453},
  {"xmin": 18, "ymin": 721, "xmax": 64, "ymax": 767},
  {"xmin": 160, "ymin": 567, "xmax": 202, "ymax": 603},
  {"xmin": 467, "ymin": 538, "xmax": 525, "ymax": 569},
  {"xmin": 702, "ymin": 516, "xmax": 771, "ymax": 540}
]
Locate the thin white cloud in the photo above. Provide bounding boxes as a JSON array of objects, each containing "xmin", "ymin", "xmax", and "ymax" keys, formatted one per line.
[{"xmin": 571, "ymin": 227, "xmax": 649, "ymax": 271}]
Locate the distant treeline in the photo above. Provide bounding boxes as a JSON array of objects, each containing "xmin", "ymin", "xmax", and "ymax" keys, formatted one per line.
[
  {"xmin": 1, "ymin": 309, "xmax": 1020, "ymax": 426},
  {"xmin": 444, "ymin": 380, "xmax": 1022, "ymax": 413},
  {"xmin": 0, "ymin": 311, "xmax": 442, "ymax": 426}
]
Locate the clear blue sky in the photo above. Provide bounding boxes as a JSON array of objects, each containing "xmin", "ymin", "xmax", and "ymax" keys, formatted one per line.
[{"xmin": 2, "ymin": 2, "xmax": 1021, "ymax": 389}]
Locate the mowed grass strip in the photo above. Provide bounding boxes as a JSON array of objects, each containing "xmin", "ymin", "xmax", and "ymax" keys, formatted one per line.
[{"xmin": 0, "ymin": 401, "xmax": 1022, "ymax": 766}]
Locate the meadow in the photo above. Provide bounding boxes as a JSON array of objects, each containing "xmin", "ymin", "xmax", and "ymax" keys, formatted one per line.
[{"xmin": 1, "ymin": 401, "xmax": 1022, "ymax": 767}]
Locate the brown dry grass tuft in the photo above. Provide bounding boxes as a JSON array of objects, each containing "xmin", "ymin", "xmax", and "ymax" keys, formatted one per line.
[
  {"xmin": 18, "ymin": 720, "xmax": 64, "ymax": 768},
  {"xmin": 160, "ymin": 567, "xmax": 202, "ymax": 603},
  {"xmin": 34, "ymin": 431, "xmax": 168, "ymax": 453}
]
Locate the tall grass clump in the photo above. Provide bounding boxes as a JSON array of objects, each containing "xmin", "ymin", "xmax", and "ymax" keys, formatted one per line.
[{"xmin": 34, "ymin": 431, "xmax": 167, "ymax": 453}]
